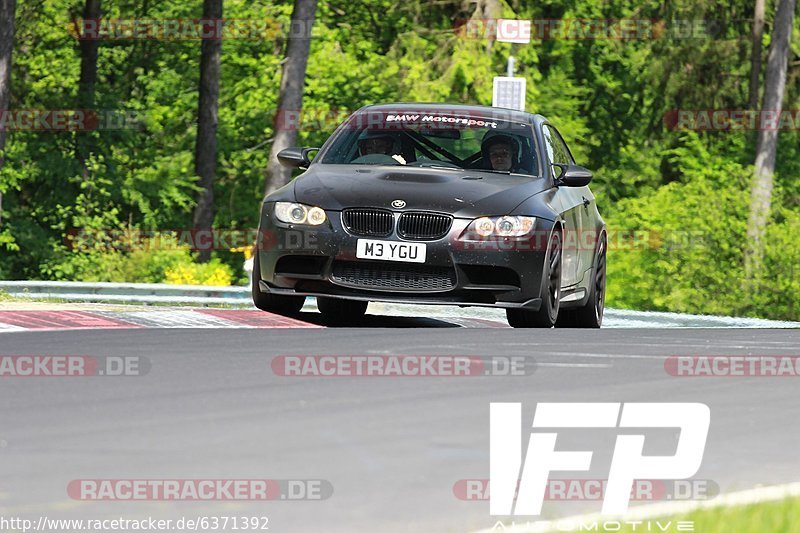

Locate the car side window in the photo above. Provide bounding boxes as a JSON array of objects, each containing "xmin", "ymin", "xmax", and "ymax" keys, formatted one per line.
[
  {"xmin": 542, "ymin": 127, "xmax": 554, "ymax": 162},
  {"xmin": 543, "ymin": 125, "xmax": 576, "ymax": 180},
  {"xmin": 541, "ymin": 126, "xmax": 558, "ymax": 178},
  {"xmin": 544, "ymin": 125, "xmax": 575, "ymax": 165}
]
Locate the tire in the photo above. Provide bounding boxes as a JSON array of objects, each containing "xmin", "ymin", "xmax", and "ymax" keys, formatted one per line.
[
  {"xmin": 316, "ymin": 297, "xmax": 369, "ymax": 324},
  {"xmin": 554, "ymin": 309, "xmax": 577, "ymax": 328},
  {"xmin": 557, "ymin": 232, "xmax": 606, "ymax": 328},
  {"xmin": 251, "ymin": 252, "xmax": 306, "ymax": 315},
  {"xmin": 506, "ymin": 229, "xmax": 562, "ymax": 328},
  {"xmin": 575, "ymin": 232, "xmax": 607, "ymax": 327}
]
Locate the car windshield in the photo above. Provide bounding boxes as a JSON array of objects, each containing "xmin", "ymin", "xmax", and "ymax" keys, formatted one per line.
[{"xmin": 319, "ymin": 111, "xmax": 539, "ymax": 177}]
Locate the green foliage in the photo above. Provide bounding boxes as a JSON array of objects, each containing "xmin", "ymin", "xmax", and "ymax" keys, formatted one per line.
[
  {"xmin": 760, "ymin": 207, "xmax": 800, "ymax": 320},
  {"xmin": 0, "ymin": 0, "xmax": 798, "ymax": 320},
  {"xmin": 605, "ymin": 133, "xmax": 800, "ymax": 320},
  {"xmin": 612, "ymin": 497, "xmax": 800, "ymax": 533},
  {"xmin": 605, "ymin": 133, "xmax": 752, "ymax": 316},
  {"xmin": 42, "ymin": 236, "xmax": 234, "ymax": 285}
]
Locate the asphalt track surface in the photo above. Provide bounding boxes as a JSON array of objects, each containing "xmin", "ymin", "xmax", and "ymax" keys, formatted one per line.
[{"xmin": 1, "ymin": 312, "xmax": 800, "ymax": 532}]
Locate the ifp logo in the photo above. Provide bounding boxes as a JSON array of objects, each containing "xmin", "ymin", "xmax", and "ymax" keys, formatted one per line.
[{"xmin": 490, "ymin": 403, "xmax": 710, "ymax": 516}]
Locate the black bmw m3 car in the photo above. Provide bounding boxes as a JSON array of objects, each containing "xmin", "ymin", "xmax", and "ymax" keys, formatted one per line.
[{"xmin": 253, "ymin": 103, "xmax": 606, "ymax": 328}]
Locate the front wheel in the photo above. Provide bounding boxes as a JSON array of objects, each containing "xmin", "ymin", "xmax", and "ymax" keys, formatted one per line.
[
  {"xmin": 507, "ymin": 229, "xmax": 562, "ymax": 328},
  {"xmin": 559, "ymin": 233, "xmax": 606, "ymax": 328},
  {"xmin": 251, "ymin": 252, "xmax": 306, "ymax": 315}
]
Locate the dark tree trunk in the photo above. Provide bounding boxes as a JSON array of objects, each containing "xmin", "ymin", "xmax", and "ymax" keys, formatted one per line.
[
  {"xmin": 76, "ymin": 0, "xmax": 101, "ymax": 178},
  {"xmin": 745, "ymin": 0, "xmax": 797, "ymax": 282},
  {"xmin": 264, "ymin": 0, "xmax": 318, "ymax": 197},
  {"xmin": 0, "ymin": 0, "xmax": 17, "ymax": 226},
  {"xmin": 77, "ymin": 0, "xmax": 100, "ymax": 108},
  {"xmin": 748, "ymin": 0, "xmax": 765, "ymax": 110},
  {"xmin": 192, "ymin": 0, "xmax": 223, "ymax": 263}
]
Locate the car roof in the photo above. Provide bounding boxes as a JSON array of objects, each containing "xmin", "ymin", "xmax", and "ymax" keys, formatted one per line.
[{"xmin": 358, "ymin": 102, "xmax": 547, "ymax": 126}]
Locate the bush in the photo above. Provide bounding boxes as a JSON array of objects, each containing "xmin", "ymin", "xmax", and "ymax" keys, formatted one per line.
[
  {"xmin": 603, "ymin": 134, "xmax": 800, "ymax": 321},
  {"xmin": 42, "ymin": 236, "xmax": 234, "ymax": 286},
  {"xmin": 163, "ymin": 261, "xmax": 233, "ymax": 286}
]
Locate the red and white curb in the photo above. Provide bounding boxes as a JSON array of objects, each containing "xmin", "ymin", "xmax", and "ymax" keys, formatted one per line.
[{"xmin": 0, "ymin": 309, "xmax": 321, "ymax": 332}]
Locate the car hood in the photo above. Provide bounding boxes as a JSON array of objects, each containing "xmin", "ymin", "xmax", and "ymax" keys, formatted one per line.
[{"xmin": 290, "ymin": 164, "xmax": 549, "ymax": 218}]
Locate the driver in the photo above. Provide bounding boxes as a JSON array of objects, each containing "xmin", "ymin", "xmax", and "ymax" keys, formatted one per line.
[
  {"xmin": 481, "ymin": 132, "xmax": 521, "ymax": 172},
  {"xmin": 358, "ymin": 131, "xmax": 395, "ymax": 156}
]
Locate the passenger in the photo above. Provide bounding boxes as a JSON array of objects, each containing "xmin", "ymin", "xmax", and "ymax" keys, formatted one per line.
[{"xmin": 481, "ymin": 133, "xmax": 520, "ymax": 172}]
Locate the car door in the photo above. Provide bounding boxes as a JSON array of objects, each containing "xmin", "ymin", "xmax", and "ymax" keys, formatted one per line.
[
  {"xmin": 546, "ymin": 125, "xmax": 597, "ymax": 282},
  {"xmin": 541, "ymin": 124, "xmax": 581, "ymax": 287}
]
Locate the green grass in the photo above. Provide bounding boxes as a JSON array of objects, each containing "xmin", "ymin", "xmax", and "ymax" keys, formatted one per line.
[{"xmin": 611, "ymin": 497, "xmax": 800, "ymax": 532}]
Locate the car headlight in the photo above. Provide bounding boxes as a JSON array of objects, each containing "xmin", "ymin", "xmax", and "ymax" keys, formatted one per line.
[
  {"xmin": 274, "ymin": 202, "xmax": 327, "ymax": 226},
  {"xmin": 466, "ymin": 216, "xmax": 535, "ymax": 238}
]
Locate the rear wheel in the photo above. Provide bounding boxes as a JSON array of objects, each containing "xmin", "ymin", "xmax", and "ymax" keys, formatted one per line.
[
  {"xmin": 251, "ymin": 252, "xmax": 306, "ymax": 314},
  {"xmin": 557, "ymin": 233, "xmax": 606, "ymax": 328},
  {"xmin": 316, "ymin": 297, "xmax": 369, "ymax": 324},
  {"xmin": 506, "ymin": 229, "xmax": 562, "ymax": 328}
]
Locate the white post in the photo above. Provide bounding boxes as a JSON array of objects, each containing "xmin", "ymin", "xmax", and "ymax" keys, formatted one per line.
[{"xmin": 507, "ymin": 55, "xmax": 516, "ymax": 77}]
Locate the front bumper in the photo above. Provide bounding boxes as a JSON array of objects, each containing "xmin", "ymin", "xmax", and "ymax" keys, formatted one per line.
[{"xmin": 255, "ymin": 206, "xmax": 551, "ymax": 310}]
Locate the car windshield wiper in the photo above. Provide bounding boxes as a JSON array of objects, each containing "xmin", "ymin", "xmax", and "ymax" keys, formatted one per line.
[
  {"xmin": 413, "ymin": 162, "xmax": 461, "ymax": 171},
  {"xmin": 477, "ymin": 169, "xmax": 512, "ymax": 175}
]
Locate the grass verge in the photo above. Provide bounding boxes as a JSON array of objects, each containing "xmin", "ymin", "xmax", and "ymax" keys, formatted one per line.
[{"xmin": 610, "ymin": 497, "xmax": 800, "ymax": 532}]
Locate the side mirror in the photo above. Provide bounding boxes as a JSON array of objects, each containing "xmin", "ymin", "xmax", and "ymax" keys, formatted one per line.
[
  {"xmin": 277, "ymin": 147, "xmax": 319, "ymax": 169},
  {"xmin": 553, "ymin": 163, "xmax": 593, "ymax": 187}
]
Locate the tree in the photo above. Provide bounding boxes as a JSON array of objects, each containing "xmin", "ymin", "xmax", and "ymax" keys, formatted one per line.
[
  {"xmin": 748, "ymin": 0, "xmax": 765, "ymax": 110},
  {"xmin": 264, "ymin": 0, "xmax": 318, "ymax": 197},
  {"xmin": 193, "ymin": 0, "xmax": 223, "ymax": 263},
  {"xmin": 76, "ymin": 0, "xmax": 101, "ymax": 178},
  {"xmin": 745, "ymin": 0, "xmax": 797, "ymax": 282},
  {"xmin": 0, "ymin": 0, "xmax": 16, "ymax": 226}
]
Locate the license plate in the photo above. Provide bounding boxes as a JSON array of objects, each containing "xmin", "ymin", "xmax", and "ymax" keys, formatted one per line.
[{"xmin": 356, "ymin": 239, "xmax": 427, "ymax": 263}]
